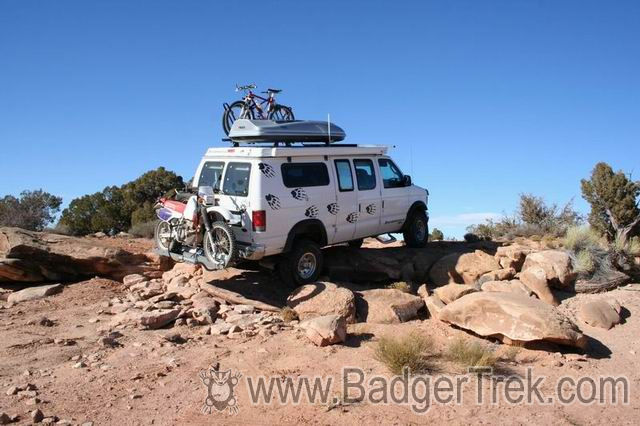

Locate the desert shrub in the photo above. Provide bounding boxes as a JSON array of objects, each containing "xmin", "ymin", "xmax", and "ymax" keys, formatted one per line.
[
  {"xmin": 563, "ymin": 226, "xmax": 602, "ymax": 252},
  {"xmin": 387, "ymin": 282, "xmax": 411, "ymax": 293},
  {"xmin": 280, "ymin": 307, "xmax": 299, "ymax": 323},
  {"xmin": 374, "ymin": 332, "xmax": 434, "ymax": 375},
  {"xmin": 0, "ymin": 190, "xmax": 62, "ymax": 231},
  {"xmin": 429, "ymin": 228, "xmax": 444, "ymax": 241},
  {"xmin": 574, "ymin": 250, "xmax": 596, "ymax": 275},
  {"xmin": 129, "ymin": 221, "xmax": 157, "ymax": 238},
  {"xmin": 463, "ymin": 232, "xmax": 480, "ymax": 243},
  {"xmin": 499, "ymin": 345, "xmax": 522, "ymax": 362},
  {"xmin": 60, "ymin": 167, "xmax": 184, "ymax": 235},
  {"xmin": 446, "ymin": 338, "xmax": 497, "ymax": 368}
]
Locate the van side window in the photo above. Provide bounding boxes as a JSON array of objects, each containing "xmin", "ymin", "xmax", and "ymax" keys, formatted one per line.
[
  {"xmin": 334, "ymin": 160, "xmax": 354, "ymax": 192},
  {"xmin": 378, "ymin": 158, "xmax": 404, "ymax": 188},
  {"xmin": 353, "ymin": 159, "xmax": 376, "ymax": 191},
  {"xmin": 281, "ymin": 163, "xmax": 330, "ymax": 188},
  {"xmin": 198, "ymin": 161, "xmax": 225, "ymax": 192},
  {"xmin": 223, "ymin": 162, "xmax": 251, "ymax": 197}
]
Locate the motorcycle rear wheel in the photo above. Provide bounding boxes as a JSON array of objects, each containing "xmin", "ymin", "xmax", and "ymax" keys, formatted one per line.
[
  {"xmin": 203, "ymin": 221, "xmax": 238, "ymax": 269},
  {"xmin": 154, "ymin": 221, "xmax": 172, "ymax": 251}
]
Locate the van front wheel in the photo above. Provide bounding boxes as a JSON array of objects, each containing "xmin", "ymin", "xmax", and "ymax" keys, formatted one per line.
[
  {"xmin": 278, "ymin": 239, "xmax": 323, "ymax": 286},
  {"xmin": 403, "ymin": 210, "xmax": 429, "ymax": 248}
]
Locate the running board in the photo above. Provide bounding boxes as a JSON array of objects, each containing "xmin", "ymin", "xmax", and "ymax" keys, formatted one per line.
[
  {"xmin": 153, "ymin": 247, "xmax": 220, "ymax": 271},
  {"xmin": 375, "ymin": 234, "xmax": 397, "ymax": 244}
]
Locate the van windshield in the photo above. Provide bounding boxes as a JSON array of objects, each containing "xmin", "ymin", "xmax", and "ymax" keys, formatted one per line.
[{"xmin": 198, "ymin": 162, "xmax": 225, "ymax": 192}]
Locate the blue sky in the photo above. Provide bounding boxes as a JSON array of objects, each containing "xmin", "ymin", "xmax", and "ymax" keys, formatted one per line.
[{"xmin": 1, "ymin": 0, "xmax": 639, "ymax": 238}]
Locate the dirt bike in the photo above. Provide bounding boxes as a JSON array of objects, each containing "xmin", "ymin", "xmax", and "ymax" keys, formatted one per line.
[
  {"xmin": 222, "ymin": 84, "xmax": 295, "ymax": 135},
  {"xmin": 154, "ymin": 186, "xmax": 238, "ymax": 270}
]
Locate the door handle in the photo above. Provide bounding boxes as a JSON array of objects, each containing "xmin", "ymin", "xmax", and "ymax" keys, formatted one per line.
[
  {"xmin": 382, "ymin": 200, "xmax": 385, "ymax": 209},
  {"xmin": 358, "ymin": 203, "xmax": 361, "ymax": 213}
]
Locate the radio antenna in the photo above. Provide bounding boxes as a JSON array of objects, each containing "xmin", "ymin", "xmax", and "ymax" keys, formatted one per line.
[{"xmin": 327, "ymin": 113, "xmax": 331, "ymax": 145}]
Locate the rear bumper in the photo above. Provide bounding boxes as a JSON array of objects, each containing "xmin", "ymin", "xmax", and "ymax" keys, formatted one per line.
[{"xmin": 238, "ymin": 242, "xmax": 266, "ymax": 260}]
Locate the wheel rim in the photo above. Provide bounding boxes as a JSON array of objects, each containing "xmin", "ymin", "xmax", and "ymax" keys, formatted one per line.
[
  {"xmin": 297, "ymin": 252, "xmax": 317, "ymax": 280},
  {"xmin": 415, "ymin": 219, "xmax": 426, "ymax": 241},
  {"xmin": 207, "ymin": 228, "xmax": 231, "ymax": 265},
  {"xmin": 156, "ymin": 222, "xmax": 171, "ymax": 250}
]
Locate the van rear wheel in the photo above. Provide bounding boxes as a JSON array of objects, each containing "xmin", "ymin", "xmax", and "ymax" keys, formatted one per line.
[
  {"xmin": 277, "ymin": 239, "xmax": 323, "ymax": 286},
  {"xmin": 403, "ymin": 210, "xmax": 428, "ymax": 248}
]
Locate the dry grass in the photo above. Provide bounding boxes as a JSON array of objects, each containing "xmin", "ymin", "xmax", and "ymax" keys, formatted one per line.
[
  {"xmin": 387, "ymin": 282, "xmax": 411, "ymax": 293},
  {"xmin": 563, "ymin": 226, "xmax": 602, "ymax": 252},
  {"xmin": 574, "ymin": 249, "xmax": 596, "ymax": 275},
  {"xmin": 374, "ymin": 332, "xmax": 435, "ymax": 375},
  {"xmin": 280, "ymin": 307, "xmax": 299, "ymax": 323},
  {"xmin": 446, "ymin": 338, "xmax": 498, "ymax": 368},
  {"xmin": 499, "ymin": 345, "xmax": 522, "ymax": 362}
]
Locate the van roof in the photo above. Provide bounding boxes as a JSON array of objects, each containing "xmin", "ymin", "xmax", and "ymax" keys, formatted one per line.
[{"xmin": 203, "ymin": 144, "xmax": 389, "ymax": 159}]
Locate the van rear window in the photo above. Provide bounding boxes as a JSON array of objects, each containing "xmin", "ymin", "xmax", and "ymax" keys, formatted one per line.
[
  {"xmin": 223, "ymin": 162, "xmax": 251, "ymax": 197},
  {"xmin": 281, "ymin": 163, "xmax": 330, "ymax": 188}
]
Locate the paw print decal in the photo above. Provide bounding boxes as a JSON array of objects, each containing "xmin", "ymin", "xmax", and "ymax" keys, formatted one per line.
[
  {"xmin": 327, "ymin": 203, "xmax": 339, "ymax": 215},
  {"xmin": 305, "ymin": 205, "xmax": 319, "ymax": 218},
  {"xmin": 265, "ymin": 194, "xmax": 281, "ymax": 210},
  {"xmin": 291, "ymin": 188, "xmax": 309, "ymax": 201},
  {"xmin": 366, "ymin": 203, "xmax": 377, "ymax": 215},
  {"xmin": 258, "ymin": 163, "xmax": 275, "ymax": 178},
  {"xmin": 346, "ymin": 212, "xmax": 359, "ymax": 223}
]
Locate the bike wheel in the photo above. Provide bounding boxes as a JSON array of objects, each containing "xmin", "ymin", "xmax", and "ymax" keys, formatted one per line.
[
  {"xmin": 203, "ymin": 221, "xmax": 238, "ymax": 269},
  {"xmin": 268, "ymin": 105, "xmax": 295, "ymax": 121},
  {"xmin": 222, "ymin": 101, "xmax": 254, "ymax": 135}
]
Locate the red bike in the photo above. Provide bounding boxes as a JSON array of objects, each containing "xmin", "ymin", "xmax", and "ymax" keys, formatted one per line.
[{"xmin": 222, "ymin": 84, "xmax": 295, "ymax": 134}]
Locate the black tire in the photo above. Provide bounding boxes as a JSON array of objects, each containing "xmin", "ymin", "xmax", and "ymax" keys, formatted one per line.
[
  {"xmin": 203, "ymin": 221, "xmax": 238, "ymax": 269},
  {"xmin": 277, "ymin": 239, "xmax": 323, "ymax": 286},
  {"xmin": 403, "ymin": 210, "xmax": 429, "ymax": 248},
  {"xmin": 347, "ymin": 238, "xmax": 364, "ymax": 249},
  {"xmin": 268, "ymin": 105, "xmax": 294, "ymax": 121},
  {"xmin": 222, "ymin": 100, "xmax": 253, "ymax": 134}
]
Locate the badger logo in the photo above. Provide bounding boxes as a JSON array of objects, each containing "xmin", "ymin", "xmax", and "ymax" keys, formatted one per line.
[
  {"xmin": 366, "ymin": 203, "xmax": 377, "ymax": 215},
  {"xmin": 200, "ymin": 364, "xmax": 242, "ymax": 415},
  {"xmin": 258, "ymin": 163, "xmax": 275, "ymax": 178},
  {"xmin": 265, "ymin": 194, "xmax": 280, "ymax": 210},
  {"xmin": 327, "ymin": 203, "xmax": 339, "ymax": 215},
  {"xmin": 291, "ymin": 188, "xmax": 309, "ymax": 201},
  {"xmin": 305, "ymin": 205, "xmax": 319, "ymax": 218},
  {"xmin": 346, "ymin": 212, "xmax": 359, "ymax": 223}
]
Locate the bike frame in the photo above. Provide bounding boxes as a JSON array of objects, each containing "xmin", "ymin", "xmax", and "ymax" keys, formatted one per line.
[{"xmin": 242, "ymin": 89, "xmax": 276, "ymax": 119}]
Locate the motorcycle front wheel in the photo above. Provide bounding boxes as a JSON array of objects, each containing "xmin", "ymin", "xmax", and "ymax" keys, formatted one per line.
[{"xmin": 203, "ymin": 221, "xmax": 238, "ymax": 269}]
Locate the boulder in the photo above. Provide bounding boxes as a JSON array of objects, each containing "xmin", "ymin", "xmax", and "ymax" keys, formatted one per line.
[
  {"xmin": 7, "ymin": 284, "xmax": 63, "ymax": 304},
  {"xmin": 355, "ymin": 289, "xmax": 424, "ymax": 323},
  {"xmin": 433, "ymin": 283, "xmax": 477, "ymax": 305},
  {"xmin": 520, "ymin": 266, "xmax": 559, "ymax": 306},
  {"xmin": 122, "ymin": 274, "xmax": 148, "ymax": 288},
  {"xmin": 577, "ymin": 300, "xmax": 622, "ymax": 329},
  {"xmin": 477, "ymin": 268, "xmax": 516, "ymax": 284},
  {"xmin": 438, "ymin": 292, "xmax": 587, "ymax": 349},
  {"xmin": 521, "ymin": 250, "xmax": 575, "ymax": 288},
  {"xmin": 0, "ymin": 227, "xmax": 172, "ymax": 283},
  {"xmin": 495, "ymin": 245, "xmax": 532, "ymax": 271},
  {"xmin": 139, "ymin": 309, "xmax": 181, "ymax": 329},
  {"xmin": 287, "ymin": 282, "xmax": 356, "ymax": 323},
  {"xmin": 480, "ymin": 280, "xmax": 534, "ymax": 297},
  {"xmin": 190, "ymin": 297, "xmax": 219, "ymax": 324},
  {"xmin": 424, "ymin": 295, "xmax": 445, "ymax": 320},
  {"xmin": 300, "ymin": 314, "xmax": 347, "ymax": 346},
  {"xmin": 417, "ymin": 284, "xmax": 429, "ymax": 299},
  {"xmin": 429, "ymin": 250, "xmax": 500, "ymax": 286}
]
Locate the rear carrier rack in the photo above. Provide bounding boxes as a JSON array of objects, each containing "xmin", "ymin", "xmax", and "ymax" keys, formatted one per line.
[{"xmin": 226, "ymin": 118, "xmax": 346, "ymax": 146}]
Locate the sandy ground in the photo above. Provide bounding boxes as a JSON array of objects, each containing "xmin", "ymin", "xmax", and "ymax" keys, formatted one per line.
[{"xmin": 1, "ymin": 274, "xmax": 639, "ymax": 425}]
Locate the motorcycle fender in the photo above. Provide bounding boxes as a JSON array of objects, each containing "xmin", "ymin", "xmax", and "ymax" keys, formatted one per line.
[{"xmin": 206, "ymin": 206, "xmax": 242, "ymax": 225}]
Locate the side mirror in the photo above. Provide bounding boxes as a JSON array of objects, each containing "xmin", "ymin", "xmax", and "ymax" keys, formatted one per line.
[{"xmin": 402, "ymin": 175, "xmax": 412, "ymax": 187}]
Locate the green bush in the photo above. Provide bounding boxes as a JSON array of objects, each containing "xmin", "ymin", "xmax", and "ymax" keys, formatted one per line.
[
  {"xmin": 60, "ymin": 167, "xmax": 183, "ymax": 235},
  {"xmin": 128, "ymin": 221, "xmax": 157, "ymax": 238}
]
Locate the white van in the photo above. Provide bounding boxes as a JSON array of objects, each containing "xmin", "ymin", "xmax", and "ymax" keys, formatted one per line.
[{"xmin": 190, "ymin": 144, "xmax": 429, "ymax": 285}]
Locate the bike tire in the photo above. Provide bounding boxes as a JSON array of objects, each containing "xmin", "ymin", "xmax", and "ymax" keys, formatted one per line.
[
  {"xmin": 222, "ymin": 100, "xmax": 254, "ymax": 135},
  {"xmin": 268, "ymin": 105, "xmax": 295, "ymax": 122}
]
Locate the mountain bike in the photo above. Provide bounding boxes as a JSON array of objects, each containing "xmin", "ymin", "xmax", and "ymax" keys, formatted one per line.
[{"xmin": 222, "ymin": 84, "xmax": 295, "ymax": 134}]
